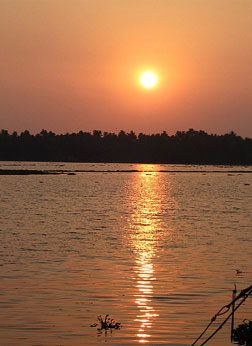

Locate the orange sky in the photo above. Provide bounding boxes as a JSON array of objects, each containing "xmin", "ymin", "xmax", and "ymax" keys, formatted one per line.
[{"xmin": 1, "ymin": 0, "xmax": 252, "ymax": 136}]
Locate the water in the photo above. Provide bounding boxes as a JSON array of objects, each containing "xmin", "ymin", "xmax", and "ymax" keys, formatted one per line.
[{"xmin": 1, "ymin": 162, "xmax": 252, "ymax": 346}]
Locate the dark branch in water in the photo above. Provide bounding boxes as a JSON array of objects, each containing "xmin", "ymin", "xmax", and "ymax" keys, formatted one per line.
[
  {"xmin": 232, "ymin": 320, "xmax": 252, "ymax": 345},
  {"xmin": 191, "ymin": 284, "xmax": 252, "ymax": 346},
  {"xmin": 90, "ymin": 314, "xmax": 121, "ymax": 333}
]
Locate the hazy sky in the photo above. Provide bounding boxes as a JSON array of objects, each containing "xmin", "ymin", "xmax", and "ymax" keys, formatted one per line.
[{"xmin": 1, "ymin": 0, "xmax": 252, "ymax": 136}]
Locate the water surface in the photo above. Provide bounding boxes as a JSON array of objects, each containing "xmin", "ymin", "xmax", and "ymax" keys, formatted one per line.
[{"xmin": 1, "ymin": 162, "xmax": 252, "ymax": 345}]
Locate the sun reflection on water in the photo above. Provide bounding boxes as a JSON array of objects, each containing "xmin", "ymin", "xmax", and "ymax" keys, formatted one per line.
[
  {"xmin": 128, "ymin": 166, "xmax": 174, "ymax": 344},
  {"xmin": 135, "ymin": 250, "xmax": 159, "ymax": 343}
]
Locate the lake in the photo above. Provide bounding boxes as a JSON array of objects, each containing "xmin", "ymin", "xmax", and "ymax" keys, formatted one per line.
[{"xmin": 0, "ymin": 162, "xmax": 252, "ymax": 346}]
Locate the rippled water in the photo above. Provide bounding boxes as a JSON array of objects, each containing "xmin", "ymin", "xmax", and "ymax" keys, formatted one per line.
[{"xmin": 1, "ymin": 162, "xmax": 252, "ymax": 346}]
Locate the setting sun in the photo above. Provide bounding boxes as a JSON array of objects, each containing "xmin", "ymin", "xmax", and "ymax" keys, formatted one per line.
[{"xmin": 140, "ymin": 72, "xmax": 158, "ymax": 88}]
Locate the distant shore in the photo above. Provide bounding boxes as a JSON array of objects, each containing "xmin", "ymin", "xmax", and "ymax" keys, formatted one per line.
[
  {"xmin": 1, "ymin": 168, "xmax": 252, "ymax": 175},
  {"xmin": 1, "ymin": 128, "xmax": 252, "ymax": 165},
  {"xmin": 0, "ymin": 169, "xmax": 61, "ymax": 175}
]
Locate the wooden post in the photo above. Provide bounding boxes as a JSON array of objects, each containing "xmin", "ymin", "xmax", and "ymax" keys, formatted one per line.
[{"xmin": 231, "ymin": 284, "xmax": 237, "ymax": 342}]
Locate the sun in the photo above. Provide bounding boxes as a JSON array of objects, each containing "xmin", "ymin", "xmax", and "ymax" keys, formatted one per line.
[{"xmin": 140, "ymin": 71, "xmax": 158, "ymax": 88}]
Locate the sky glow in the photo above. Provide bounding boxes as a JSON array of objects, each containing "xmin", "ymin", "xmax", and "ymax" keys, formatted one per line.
[{"xmin": 0, "ymin": 0, "xmax": 252, "ymax": 136}]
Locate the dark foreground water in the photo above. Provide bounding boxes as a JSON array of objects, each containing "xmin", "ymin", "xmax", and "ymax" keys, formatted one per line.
[{"xmin": 1, "ymin": 162, "xmax": 252, "ymax": 346}]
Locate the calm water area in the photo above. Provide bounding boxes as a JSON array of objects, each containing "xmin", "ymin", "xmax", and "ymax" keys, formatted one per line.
[{"xmin": 1, "ymin": 162, "xmax": 252, "ymax": 346}]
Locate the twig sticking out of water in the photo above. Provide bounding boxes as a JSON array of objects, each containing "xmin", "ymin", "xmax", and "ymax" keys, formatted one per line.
[{"xmin": 90, "ymin": 315, "xmax": 121, "ymax": 331}]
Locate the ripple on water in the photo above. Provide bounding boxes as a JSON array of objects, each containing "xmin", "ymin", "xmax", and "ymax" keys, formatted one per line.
[{"xmin": 0, "ymin": 164, "xmax": 252, "ymax": 345}]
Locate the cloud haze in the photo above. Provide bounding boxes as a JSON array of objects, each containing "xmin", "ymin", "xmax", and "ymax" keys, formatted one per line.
[{"xmin": 1, "ymin": 0, "xmax": 252, "ymax": 136}]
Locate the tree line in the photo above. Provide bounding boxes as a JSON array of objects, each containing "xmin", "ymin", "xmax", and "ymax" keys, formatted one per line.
[{"xmin": 0, "ymin": 128, "xmax": 252, "ymax": 164}]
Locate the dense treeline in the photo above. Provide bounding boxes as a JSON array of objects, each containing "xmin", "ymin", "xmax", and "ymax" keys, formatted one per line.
[{"xmin": 0, "ymin": 128, "xmax": 252, "ymax": 164}]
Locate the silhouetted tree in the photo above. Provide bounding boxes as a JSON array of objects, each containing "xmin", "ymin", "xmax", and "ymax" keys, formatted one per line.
[{"xmin": 0, "ymin": 128, "xmax": 251, "ymax": 164}]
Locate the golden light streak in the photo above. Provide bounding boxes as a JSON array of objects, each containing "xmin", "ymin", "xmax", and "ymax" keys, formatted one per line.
[{"xmin": 126, "ymin": 164, "xmax": 176, "ymax": 343}]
